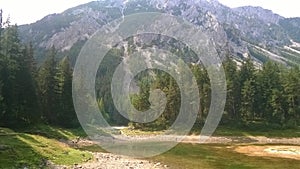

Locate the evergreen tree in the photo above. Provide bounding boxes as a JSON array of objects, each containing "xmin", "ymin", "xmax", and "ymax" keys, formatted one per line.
[
  {"xmin": 25, "ymin": 42, "xmax": 38, "ymax": 78},
  {"xmin": 96, "ymin": 49, "xmax": 126, "ymax": 125},
  {"xmin": 191, "ymin": 64, "xmax": 211, "ymax": 124},
  {"xmin": 130, "ymin": 73, "xmax": 151, "ymax": 129},
  {"xmin": 0, "ymin": 22, "xmax": 40, "ymax": 126},
  {"xmin": 0, "ymin": 12, "xmax": 4, "ymax": 117},
  {"xmin": 223, "ymin": 57, "xmax": 240, "ymax": 121},
  {"xmin": 270, "ymin": 89, "xmax": 286, "ymax": 125},
  {"xmin": 56, "ymin": 56, "xmax": 78, "ymax": 127},
  {"xmin": 164, "ymin": 75, "xmax": 180, "ymax": 126},
  {"xmin": 282, "ymin": 66, "xmax": 300, "ymax": 126},
  {"xmin": 240, "ymin": 79, "xmax": 256, "ymax": 121},
  {"xmin": 239, "ymin": 58, "xmax": 256, "ymax": 122},
  {"xmin": 13, "ymin": 43, "xmax": 40, "ymax": 124},
  {"xmin": 0, "ymin": 25, "xmax": 22, "ymax": 126},
  {"xmin": 257, "ymin": 61, "xmax": 282, "ymax": 123},
  {"xmin": 38, "ymin": 46, "xmax": 58, "ymax": 124},
  {"xmin": 239, "ymin": 58, "xmax": 255, "ymax": 84}
]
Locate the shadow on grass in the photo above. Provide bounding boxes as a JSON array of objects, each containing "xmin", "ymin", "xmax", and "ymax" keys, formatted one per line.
[
  {"xmin": 0, "ymin": 127, "xmax": 92, "ymax": 168},
  {"xmin": 21, "ymin": 124, "xmax": 86, "ymax": 140},
  {"xmin": 0, "ymin": 133, "xmax": 47, "ymax": 168},
  {"xmin": 18, "ymin": 133, "xmax": 92, "ymax": 165}
]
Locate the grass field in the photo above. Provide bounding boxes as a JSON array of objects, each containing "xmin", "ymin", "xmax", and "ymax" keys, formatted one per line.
[
  {"xmin": 150, "ymin": 144, "xmax": 300, "ymax": 169},
  {"xmin": 0, "ymin": 126, "xmax": 92, "ymax": 168},
  {"xmin": 212, "ymin": 126, "xmax": 300, "ymax": 138}
]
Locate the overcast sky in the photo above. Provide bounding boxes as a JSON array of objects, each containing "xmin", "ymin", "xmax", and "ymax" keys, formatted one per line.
[{"xmin": 1, "ymin": 0, "xmax": 299, "ymax": 25}]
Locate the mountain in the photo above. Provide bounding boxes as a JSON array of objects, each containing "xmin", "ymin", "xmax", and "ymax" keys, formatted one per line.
[{"xmin": 18, "ymin": 0, "xmax": 300, "ymax": 66}]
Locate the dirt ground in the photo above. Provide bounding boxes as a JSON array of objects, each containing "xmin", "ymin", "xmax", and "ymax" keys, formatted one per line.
[
  {"xmin": 184, "ymin": 135, "xmax": 300, "ymax": 160},
  {"xmin": 234, "ymin": 145, "xmax": 300, "ymax": 160}
]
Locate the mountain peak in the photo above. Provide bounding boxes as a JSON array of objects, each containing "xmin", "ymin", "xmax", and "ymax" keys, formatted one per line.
[
  {"xmin": 233, "ymin": 5, "xmax": 283, "ymax": 24},
  {"xmin": 18, "ymin": 0, "xmax": 300, "ymax": 66}
]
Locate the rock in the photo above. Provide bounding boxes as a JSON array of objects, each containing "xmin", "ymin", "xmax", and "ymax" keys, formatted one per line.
[{"xmin": 155, "ymin": 162, "xmax": 161, "ymax": 166}]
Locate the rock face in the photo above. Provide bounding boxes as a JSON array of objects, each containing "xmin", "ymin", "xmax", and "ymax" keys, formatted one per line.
[{"xmin": 18, "ymin": 0, "xmax": 300, "ymax": 65}]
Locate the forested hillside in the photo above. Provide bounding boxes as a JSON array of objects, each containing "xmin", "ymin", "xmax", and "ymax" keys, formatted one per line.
[
  {"xmin": 0, "ymin": 22, "xmax": 77, "ymax": 128},
  {"xmin": 0, "ymin": 19, "xmax": 299, "ymax": 130}
]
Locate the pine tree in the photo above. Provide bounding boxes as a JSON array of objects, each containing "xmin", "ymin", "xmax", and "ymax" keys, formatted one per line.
[
  {"xmin": 191, "ymin": 64, "xmax": 211, "ymax": 124},
  {"xmin": 0, "ymin": 25, "xmax": 22, "ymax": 126},
  {"xmin": 26, "ymin": 42, "xmax": 38, "ymax": 78},
  {"xmin": 0, "ymin": 12, "xmax": 4, "ymax": 118},
  {"xmin": 240, "ymin": 78, "xmax": 256, "ymax": 121},
  {"xmin": 239, "ymin": 58, "xmax": 255, "ymax": 84},
  {"xmin": 270, "ymin": 89, "xmax": 286, "ymax": 125},
  {"xmin": 238, "ymin": 58, "xmax": 256, "ymax": 122},
  {"xmin": 38, "ymin": 46, "xmax": 58, "ymax": 124},
  {"xmin": 165, "ymin": 76, "xmax": 180, "ymax": 126},
  {"xmin": 282, "ymin": 66, "xmax": 300, "ymax": 127},
  {"xmin": 0, "ymin": 80, "xmax": 3, "ymax": 115},
  {"xmin": 13, "ymin": 43, "xmax": 41, "ymax": 124},
  {"xmin": 56, "ymin": 56, "xmax": 78, "ymax": 127},
  {"xmin": 257, "ymin": 61, "xmax": 282, "ymax": 123},
  {"xmin": 223, "ymin": 56, "xmax": 240, "ymax": 121}
]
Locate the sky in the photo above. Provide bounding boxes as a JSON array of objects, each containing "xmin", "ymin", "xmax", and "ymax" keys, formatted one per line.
[
  {"xmin": 0, "ymin": 0, "xmax": 92, "ymax": 25},
  {"xmin": 218, "ymin": 0, "xmax": 300, "ymax": 18},
  {"xmin": 0, "ymin": 0, "xmax": 299, "ymax": 25}
]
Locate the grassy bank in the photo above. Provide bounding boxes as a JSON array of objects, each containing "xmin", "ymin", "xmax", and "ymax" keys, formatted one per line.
[{"xmin": 0, "ymin": 126, "xmax": 92, "ymax": 168}]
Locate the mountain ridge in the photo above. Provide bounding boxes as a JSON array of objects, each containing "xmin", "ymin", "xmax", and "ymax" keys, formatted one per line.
[{"xmin": 18, "ymin": 0, "xmax": 300, "ymax": 66}]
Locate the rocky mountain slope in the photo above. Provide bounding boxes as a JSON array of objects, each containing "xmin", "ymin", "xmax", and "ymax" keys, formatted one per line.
[{"xmin": 18, "ymin": 0, "xmax": 300, "ymax": 66}]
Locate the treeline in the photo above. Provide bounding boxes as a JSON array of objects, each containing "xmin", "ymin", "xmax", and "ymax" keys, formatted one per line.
[
  {"xmin": 0, "ymin": 21, "xmax": 299, "ymax": 130},
  {"xmin": 0, "ymin": 21, "xmax": 78, "ymax": 128},
  {"xmin": 127, "ymin": 57, "xmax": 300, "ymax": 130},
  {"xmin": 222, "ymin": 58, "xmax": 299, "ymax": 128}
]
